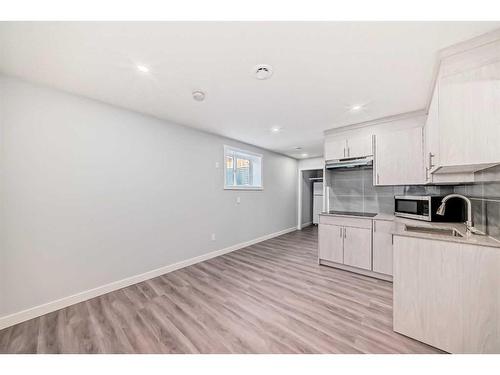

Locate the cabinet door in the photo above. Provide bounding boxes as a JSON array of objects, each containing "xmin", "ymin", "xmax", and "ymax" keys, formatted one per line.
[
  {"xmin": 393, "ymin": 236, "xmax": 463, "ymax": 353},
  {"xmin": 324, "ymin": 136, "xmax": 346, "ymax": 161},
  {"xmin": 439, "ymin": 60, "xmax": 500, "ymax": 166},
  {"xmin": 318, "ymin": 224, "xmax": 343, "ymax": 263},
  {"xmin": 343, "ymin": 226, "xmax": 372, "ymax": 270},
  {"xmin": 372, "ymin": 220, "xmax": 393, "ymax": 275},
  {"xmin": 375, "ymin": 127, "xmax": 425, "ymax": 185},
  {"xmin": 346, "ymin": 135, "xmax": 373, "ymax": 158},
  {"xmin": 424, "ymin": 85, "xmax": 440, "ymax": 182},
  {"xmin": 461, "ymin": 245, "xmax": 500, "ymax": 353}
]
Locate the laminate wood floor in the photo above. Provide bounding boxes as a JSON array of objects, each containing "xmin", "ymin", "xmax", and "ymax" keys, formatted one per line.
[{"xmin": 0, "ymin": 226, "xmax": 442, "ymax": 354}]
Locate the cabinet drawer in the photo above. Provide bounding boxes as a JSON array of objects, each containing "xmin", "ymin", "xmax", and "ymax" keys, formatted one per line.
[{"xmin": 319, "ymin": 215, "xmax": 372, "ymax": 229}]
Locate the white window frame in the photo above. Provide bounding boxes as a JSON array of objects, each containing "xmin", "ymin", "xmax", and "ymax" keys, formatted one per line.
[{"xmin": 223, "ymin": 145, "xmax": 264, "ymax": 190}]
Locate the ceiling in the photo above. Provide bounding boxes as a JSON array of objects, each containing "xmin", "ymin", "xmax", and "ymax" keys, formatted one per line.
[{"xmin": 1, "ymin": 22, "xmax": 499, "ymax": 158}]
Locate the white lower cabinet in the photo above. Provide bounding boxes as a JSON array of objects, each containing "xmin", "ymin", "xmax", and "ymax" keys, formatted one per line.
[
  {"xmin": 319, "ymin": 215, "xmax": 379, "ymax": 276},
  {"xmin": 393, "ymin": 235, "xmax": 500, "ymax": 353},
  {"xmin": 372, "ymin": 220, "xmax": 394, "ymax": 276},
  {"xmin": 318, "ymin": 223, "xmax": 343, "ymax": 263},
  {"xmin": 343, "ymin": 226, "xmax": 372, "ymax": 270}
]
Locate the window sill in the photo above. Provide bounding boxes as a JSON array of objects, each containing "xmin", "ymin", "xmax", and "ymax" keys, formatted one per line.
[{"xmin": 224, "ymin": 186, "xmax": 264, "ymax": 191}]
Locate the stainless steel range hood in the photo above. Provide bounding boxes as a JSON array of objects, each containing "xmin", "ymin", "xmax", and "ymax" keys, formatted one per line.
[{"xmin": 325, "ymin": 156, "xmax": 373, "ymax": 170}]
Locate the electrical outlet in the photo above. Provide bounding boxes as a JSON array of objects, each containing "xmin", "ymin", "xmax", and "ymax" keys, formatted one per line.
[
  {"xmin": 211, "ymin": 233, "xmax": 216, "ymax": 241},
  {"xmin": 236, "ymin": 197, "xmax": 241, "ymax": 204},
  {"xmin": 215, "ymin": 161, "xmax": 220, "ymax": 169}
]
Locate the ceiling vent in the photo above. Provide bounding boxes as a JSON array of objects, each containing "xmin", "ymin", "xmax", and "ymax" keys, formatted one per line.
[{"xmin": 254, "ymin": 64, "xmax": 273, "ymax": 80}]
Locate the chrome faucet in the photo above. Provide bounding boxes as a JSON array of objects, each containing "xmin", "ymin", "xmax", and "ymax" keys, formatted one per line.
[{"xmin": 436, "ymin": 194, "xmax": 479, "ymax": 234}]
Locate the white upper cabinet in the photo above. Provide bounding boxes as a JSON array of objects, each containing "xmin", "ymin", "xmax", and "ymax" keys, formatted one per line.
[
  {"xmin": 374, "ymin": 126, "xmax": 425, "ymax": 185},
  {"xmin": 424, "ymin": 85, "xmax": 440, "ymax": 182},
  {"xmin": 428, "ymin": 38, "xmax": 500, "ymax": 178},
  {"xmin": 324, "ymin": 134, "xmax": 372, "ymax": 161},
  {"xmin": 324, "ymin": 136, "xmax": 347, "ymax": 161},
  {"xmin": 438, "ymin": 59, "xmax": 500, "ymax": 167},
  {"xmin": 346, "ymin": 135, "xmax": 373, "ymax": 159}
]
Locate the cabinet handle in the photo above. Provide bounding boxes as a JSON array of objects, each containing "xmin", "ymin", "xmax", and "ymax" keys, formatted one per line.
[
  {"xmin": 347, "ymin": 147, "xmax": 350, "ymax": 157},
  {"xmin": 376, "ymin": 174, "xmax": 380, "ymax": 185},
  {"xmin": 374, "ymin": 221, "xmax": 376, "ymax": 232},
  {"xmin": 428, "ymin": 152, "xmax": 435, "ymax": 169},
  {"xmin": 340, "ymin": 227, "xmax": 342, "ymax": 238},
  {"xmin": 343, "ymin": 228, "xmax": 346, "ymax": 238},
  {"xmin": 343, "ymin": 148, "xmax": 346, "ymax": 158}
]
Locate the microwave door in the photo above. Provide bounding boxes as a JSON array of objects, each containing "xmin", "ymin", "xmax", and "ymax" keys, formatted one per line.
[
  {"xmin": 395, "ymin": 200, "xmax": 419, "ymax": 215},
  {"xmin": 395, "ymin": 197, "xmax": 431, "ymax": 221}
]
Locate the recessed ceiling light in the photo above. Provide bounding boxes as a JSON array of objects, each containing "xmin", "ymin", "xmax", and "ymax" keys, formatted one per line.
[
  {"xmin": 270, "ymin": 126, "xmax": 282, "ymax": 134},
  {"xmin": 350, "ymin": 104, "xmax": 363, "ymax": 111},
  {"xmin": 301, "ymin": 153, "xmax": 309, "ymax": 158},
  {"xmin": 192, "ymin": 90, "xmax": 206, "ymax": 102},
  {"xmin": 294, "ymin": 147, "xmax": 302, "ymax": 150},
  {"xmin": 136, "ymin": 65, "xmax": 150, "ymax": 73}
]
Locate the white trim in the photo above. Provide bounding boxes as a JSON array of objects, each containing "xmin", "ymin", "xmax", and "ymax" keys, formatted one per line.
[
  {"xmin": 301, "ymin": 221, "xmax": 313, "ymax": 228},
  {"xmin": 0, "ymin": 226, "xmax": 296, "ymax": 330},
  {"xmin": 323, "ymin": 109, "xmax": 426, "ymax": 136},
  {"xmin": 223, "ymin": 144, "xmax": 264, "ymax": 190}
]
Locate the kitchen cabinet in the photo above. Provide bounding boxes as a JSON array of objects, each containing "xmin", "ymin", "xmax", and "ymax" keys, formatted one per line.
[
  {"xmin": 372, "ymin": 220, "xmax": 393, "ymax": 275},
  {"xmin": 319, "ymin": 215, "xmax": 373, "ymax": 274},
  {"xmin": 324, "ymin": 134, "xmax": 372, "ymax": 161},
  {"xmin": 438, "ymin": 59, "xmax": 500, "ymax": 168},
  {"xmin": 318, "ymin": 223, "xmax": 343, "ymax": 263},
  {"xmin": 346, "ymin": 135, "xmax": 373, "ymax": 159},
  {"xmin": 324, "ymin": 136, "xmax": 346, "ymax": 161},
  {"xmin": 393, "ymin": 235, "xmax": 500, "ymax": 353},
  {"xmin": 424, "ymin": 85, "xmax": 439, "ymax": 183},
  {"xmin": 343, "ymin": 226, "xmax": 372, "ymax": 270},
  {"xmin": 374, "ymin": 126, "xmax": 425, "ymax": 185}
]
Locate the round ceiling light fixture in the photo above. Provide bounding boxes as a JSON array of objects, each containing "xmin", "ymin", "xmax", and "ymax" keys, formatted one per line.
[
  {"xmin": 136, "ymin": 64, "xmax": 150, "ymax": 73},
  {"xmin": 349, "ymin": 104, "xmax": 363, "ymax": 111},
  {"xmin": 254, "ymin": 64, "xmax": 273, "ymax": 80},
  {"xmin": 270, "ymin": 126, "xmax": 282, "ymax": 134},
  {"xmin": 192, "ymin": 90, "xmax": 206, "ymax": 102}
]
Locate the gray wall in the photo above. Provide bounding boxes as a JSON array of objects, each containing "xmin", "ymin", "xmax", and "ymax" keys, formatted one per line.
[{"xmin": 0, "ymin": 76, "xmax": 298, "ymax": 317}]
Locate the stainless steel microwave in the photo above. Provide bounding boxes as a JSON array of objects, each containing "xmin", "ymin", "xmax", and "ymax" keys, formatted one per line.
[{"xmin": 394, "ymin": 195, "xmax": 464, "ymax": 222}]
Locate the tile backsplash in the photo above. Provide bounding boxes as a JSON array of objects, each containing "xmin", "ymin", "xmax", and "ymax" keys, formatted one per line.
[
  {"xmin": 454, "ymin": 182, "xmax": 500, "ymax": 241},
  {"xmin": 326, "ymin": 168, "xmax": 453, "ymax": 214},
  {"xmin": 326, "ymin": 168, "xmax": 500, "ymax": 241}
]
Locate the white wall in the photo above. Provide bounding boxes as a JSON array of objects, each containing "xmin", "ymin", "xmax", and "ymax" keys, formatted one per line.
[
  {"xmin": 298, "ymin": 157, "xmax": 324, "ymax": 171},
  {"xmin": 0, "ymin": 76, "xmax": 298, "ymax": 321}
]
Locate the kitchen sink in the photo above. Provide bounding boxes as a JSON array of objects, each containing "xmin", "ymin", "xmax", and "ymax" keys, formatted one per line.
[{"xmin": 404, "ymin": 225, "xmax": 464, "ymax": 238}]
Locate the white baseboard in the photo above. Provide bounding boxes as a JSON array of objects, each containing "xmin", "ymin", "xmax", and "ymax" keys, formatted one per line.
[
  {"xmin": 0, "ymin": 226, "xmax": 296, "ymax": 330},
  {"xmin": 301, "ymin": 221, "xmax": 313, "ymax": 228}
]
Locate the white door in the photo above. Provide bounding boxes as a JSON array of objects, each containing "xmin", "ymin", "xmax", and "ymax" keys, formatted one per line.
[
  {"xmin": 324, "ymin": 136, "xmax": 346, "ymax": 161},
  {"xmin": 372, "ymin": 220, "xmax": 394, "ymax": 275},
  {"xmin": 346, "ymin": 135, "xmax": 373, "ymax": 158},
  {"xmin": 343, "ymin": 226, "xmax": 372, "ymax": 270},
  {"xmin": 375, "ymin": 127, "xmax": 425, "ymax": 185},
  {"xmin": 318, "ymin": 224, "xmax": 343, "ymax": 263}
]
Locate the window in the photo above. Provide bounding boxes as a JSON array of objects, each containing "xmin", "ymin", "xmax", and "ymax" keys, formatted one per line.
[{"xmin": 224, "ymin": 145, "xmax": 263, "ymax": 190}]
